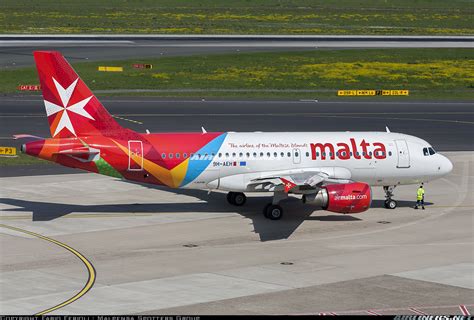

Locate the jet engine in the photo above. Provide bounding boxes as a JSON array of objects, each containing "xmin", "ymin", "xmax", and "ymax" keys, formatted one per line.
[{"xmin": 302, "ymin": 182, "xmax": 372, "ymax": 214}]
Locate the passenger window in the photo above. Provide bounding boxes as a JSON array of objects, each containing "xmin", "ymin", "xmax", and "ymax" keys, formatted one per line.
[
  {"xmin": 169, "ymin": 153, "xmax": 173, "ymax": 159},
  {"xmin": 287, "ymin": 152, "xmax": 291, "ymax": 157},
  {"xmin": 176, "ymin": 153, "xmax": 180, "ymax": 158},
  {"xmin": 232, "ymin": 152, "xmax": 236, "ymax": 157},
  {"xmin": 260, "ymin": 152, "xmax": 264, "ymax": 157},
  {"xmin": 428, "ymin": 147, "xmax": 436, "ymax": 155},
  {"xmin": 305, "ymin": 152, "xmax": 309, "ymax": 157},
  {"xmin": 162, "ymin": 153, "xmax": 166, "ymax": 159},
  {"xmin": 295, "ymin": 152, "xmax": 299, "ymax": 157},
  {"xmin": 280, "ymin": 152, "xmax": 284, "ymax": 157},
  {"xmin": 253, "ymin": 152, "xmax": 257, "ymax": 158},
  {"xmin": 183, "ymin": 153, "xmax": 188, "ymax": 158},
  {"xmin": 423, "ymin": 148, "xmax": 429, "ymax": 156},
  {"xmin": 267, "ymin": 152, "xmax": 271, "ymax": 157},
  {"xmin": 225, "ymin": 153, "xmax": 229, "ymax": 157},
  {"xmin": 239, "ymin": 152, "xmax": 243, "ymax": 157},
  {"xmin": 246, "ymin": 152, "xmax": 250, "ymax": 158},
  {"xmin": 388, "ymin": 151, "xmax": 392, "ymax": 156},
  {"xmin": 274, "ymin": 152, "xmax": 277, "ymax": 157}
]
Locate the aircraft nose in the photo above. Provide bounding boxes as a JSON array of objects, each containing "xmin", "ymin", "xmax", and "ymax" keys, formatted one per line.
[{"xmin": 438, "ymin": 155, "xmax": 453, "ymax": 176}]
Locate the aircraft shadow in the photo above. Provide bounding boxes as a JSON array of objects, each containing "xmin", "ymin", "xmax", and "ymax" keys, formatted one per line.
[
  {"xmin": 371, "ymin": 199, "xmax": 434, "ymax": 208},
  {"xmin": 0, "ymin": 187, "xmax": 361, "ymax": 242}
]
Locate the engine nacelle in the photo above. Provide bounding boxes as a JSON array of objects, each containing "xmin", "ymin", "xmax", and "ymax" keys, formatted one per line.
[{"xmin": 303, "ymin": 182, "xmax": 372, "ymax": 214}]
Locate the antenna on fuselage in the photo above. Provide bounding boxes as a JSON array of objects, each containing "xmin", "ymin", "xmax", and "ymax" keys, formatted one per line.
[
  {"xmin": 385, "ymin": 126, "xmax": 391, "ymax": 133},
  {"xmin": 201, "ymin": 126, "xmax": 207, "ymax": 134}
]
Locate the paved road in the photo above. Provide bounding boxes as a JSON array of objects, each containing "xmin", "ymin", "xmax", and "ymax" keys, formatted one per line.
[
  {"xmin": 1, "ymin": 97, "xmax": 473, "ymax": 151},
  {"xmin": 0, "ymin": 42, "xmax": 315, "ymax": 68},
  {"xmin": 1, "ymin": 36, "xmax": 473, "ymax": 67},
  {"xmin": 1, "ymin": 152, "xmax": 472, "ymax": 314}
]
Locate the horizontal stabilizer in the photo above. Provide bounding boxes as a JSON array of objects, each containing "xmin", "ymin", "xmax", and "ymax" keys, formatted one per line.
[
  {"xmin": 13, "ymin": 134, "xmax": 44, "ymax": 143},
  {"xmin": 54, "ymin": 146, "xmax": 100, "ymax": 162}
]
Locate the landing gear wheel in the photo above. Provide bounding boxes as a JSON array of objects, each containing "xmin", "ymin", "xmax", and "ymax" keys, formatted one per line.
[
  {"xmin": 386, "ymin": 199, "xmax": 397, "ymax": 209},
  {"xmin": 226, "ymin": 192, "xmax": 235, "ymax": 204},
  {"xmin": 266, "ymin": 204, "xmax": 283, "ymax": 220},
  {"xmin": 232, "ymin": 192, "xmax": 246, "ymax": 206},
  {"xmin": 383, "ymin": 186, "xmax": 397, "ymax": 210}
]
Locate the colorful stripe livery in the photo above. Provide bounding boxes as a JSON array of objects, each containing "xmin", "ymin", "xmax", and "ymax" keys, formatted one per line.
[{"xmin": 24, "ymin": 133, "xmax": 227, "ymax": 188}]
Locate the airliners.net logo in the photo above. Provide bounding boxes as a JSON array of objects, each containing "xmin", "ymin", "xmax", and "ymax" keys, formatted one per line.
[{"xmin": 334, "ymin": 194, "xmax": 368, "ymax": 201}]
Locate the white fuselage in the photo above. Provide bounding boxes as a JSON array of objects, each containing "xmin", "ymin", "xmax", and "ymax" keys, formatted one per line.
[{"xmin": 185, "ymin": 131, "xmax": 453, "ymax": 192}]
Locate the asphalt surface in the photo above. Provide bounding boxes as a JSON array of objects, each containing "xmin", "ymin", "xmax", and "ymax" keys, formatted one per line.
[
  {"xmin": 2, "ymin": 37, "xmax": 473, "ymax": 67},
  {"xmin": 1, "ymin": 152, "xmax": 473, "ymax": 314},
  {"xmin": 1, "ymin": 97, "xmax": 473, "ymax": 151},
  {"xmin": 0, "ymin": 42, "xmax": 315, "ymax": 68}
]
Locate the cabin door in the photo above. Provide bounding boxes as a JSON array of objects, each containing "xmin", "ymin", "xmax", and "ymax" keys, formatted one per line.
[
  {"xmin": 128, "ymin": 140, "xmax": 143, "ymax": 171},
  {"xmin": 395, "ymin": 139, "xmax": 410, "ymax": 168}
]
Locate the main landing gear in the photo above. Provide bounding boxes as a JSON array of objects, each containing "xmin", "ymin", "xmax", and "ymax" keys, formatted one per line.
[
  {"xmin": 226, "ymin": 192, "xmax": 247, "ymax": 206},
  {"xmin": 226, "ymin": 191, "xmax": 287, "ymax": 220},
  {"xmin": 263, "ymin": 191, "xmax": 287, "ymax": 220},
  {"xmin": 383, "ymin": 186, "xmax": 397, "ymax": 209}
]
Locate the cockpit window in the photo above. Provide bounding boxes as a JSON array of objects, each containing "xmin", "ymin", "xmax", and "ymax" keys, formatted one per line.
[
  {"xmin": 428, "ymin": 147, "xmax": 436, "ymax": 155},
  {"xmin": 423, "ymin": 147, "xmax": 429, "ymax": 156}
]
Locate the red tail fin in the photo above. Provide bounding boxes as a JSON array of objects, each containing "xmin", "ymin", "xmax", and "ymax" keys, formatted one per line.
[{"xmin": 34, "ymin": 51, "xmax": 125, "ymax": 138}]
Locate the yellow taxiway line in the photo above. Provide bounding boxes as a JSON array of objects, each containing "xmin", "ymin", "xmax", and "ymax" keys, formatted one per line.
[{"xmin": 0, "ymin": 224, "xmax": 96, "ymax": 315}]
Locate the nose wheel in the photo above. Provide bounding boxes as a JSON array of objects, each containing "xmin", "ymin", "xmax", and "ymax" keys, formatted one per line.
[
  {"xmin": 383, "ymin": 186, "xmax": 397, "ymax": 209},
  {"xmin": 384, "ymin": 199, "xmax": 397, "ymax": 209}
]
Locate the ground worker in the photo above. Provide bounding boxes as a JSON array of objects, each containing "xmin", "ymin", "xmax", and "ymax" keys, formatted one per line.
[{"xmin": 414, "ymin": 185, "xmax": 425, "ymax": 210}]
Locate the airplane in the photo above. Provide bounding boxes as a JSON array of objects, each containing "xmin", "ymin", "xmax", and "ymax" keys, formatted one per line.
[{"xmin": 17, "ymin": 51, "xmax": 453, "ymax": 220}]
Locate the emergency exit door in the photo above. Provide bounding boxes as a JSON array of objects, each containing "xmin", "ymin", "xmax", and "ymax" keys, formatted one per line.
[
  {"xmin": 395, "ymin": 139, "xmax": 410, "ymax": 168},
  {"xmin": 128, "ymin": 140, "xmax": 143, "ymax": 171},
  {"xmin": 292, "ymin": 148, "xmax": 301, "ymax": 164}
]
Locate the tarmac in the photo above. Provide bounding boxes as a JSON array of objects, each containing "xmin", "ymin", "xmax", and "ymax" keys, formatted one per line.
[
  {"xmin": 1, "ymin": 35, "xmax": 473, "ymax": 68},
  {"xmin": 0, "ymin": 151, "xmax": 473, "ymax": 314}
]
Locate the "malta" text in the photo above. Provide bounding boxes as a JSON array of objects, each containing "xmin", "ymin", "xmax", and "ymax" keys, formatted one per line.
[{"xmin": 310, "ymin": 139, "xmax": 386, "ymax": 160}]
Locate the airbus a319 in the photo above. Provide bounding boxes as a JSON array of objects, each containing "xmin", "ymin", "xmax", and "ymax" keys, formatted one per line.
[{"xmin": 18, "ymin": 51, "xmax": 453, "ymax": 220}]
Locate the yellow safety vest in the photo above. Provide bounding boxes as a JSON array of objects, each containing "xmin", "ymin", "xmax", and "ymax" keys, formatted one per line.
[{"xmin": 417, "ymin": 188, "xmax": 425, "ymax": 200}]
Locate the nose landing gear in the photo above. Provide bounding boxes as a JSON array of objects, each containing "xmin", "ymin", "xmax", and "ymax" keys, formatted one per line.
[{"xmin": 383, "ymin": 186, "xmax": 397, "ymax": 209}]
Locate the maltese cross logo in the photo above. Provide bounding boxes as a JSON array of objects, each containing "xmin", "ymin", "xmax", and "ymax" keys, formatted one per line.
[{"xmin": 44, "ymin": 77, "xmax": 94, "ymax": 137}]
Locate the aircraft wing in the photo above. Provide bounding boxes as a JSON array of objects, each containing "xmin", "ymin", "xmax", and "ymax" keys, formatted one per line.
[{"xmin": 247, "ymin": 170, "xmax": 351, "ymax": 193}]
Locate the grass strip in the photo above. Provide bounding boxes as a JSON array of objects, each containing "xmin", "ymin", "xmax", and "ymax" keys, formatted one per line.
[
  {"xmin": 2, "ymin": 0, "xmax": 473, "ymax": 35},
  {"xmin": 2, "ymin": 49, "xmax": 473, "ymax": 100}
]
